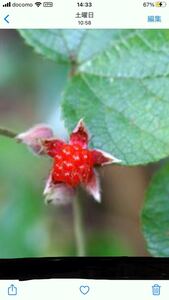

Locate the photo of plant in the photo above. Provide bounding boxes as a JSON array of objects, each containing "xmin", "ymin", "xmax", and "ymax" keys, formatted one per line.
[{"xmin": 0, "ymin": 29, "xmax": 168, "ymax": 257}]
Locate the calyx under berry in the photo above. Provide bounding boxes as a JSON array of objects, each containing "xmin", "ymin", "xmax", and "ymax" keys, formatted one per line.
[{"xmin": 17, "ymin": 119, "xmax": 121, "ymax": 204}]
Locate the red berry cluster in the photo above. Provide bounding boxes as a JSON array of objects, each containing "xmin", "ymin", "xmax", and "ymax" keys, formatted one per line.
[{"xmin": 44, "ymin": 140, "xmax": 94, "ymax": 187}]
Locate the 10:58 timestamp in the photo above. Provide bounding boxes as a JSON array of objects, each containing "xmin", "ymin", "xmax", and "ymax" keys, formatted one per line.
[{"xmin": 78, "ymin": 20, "xmax": 92, "ymax": 25}]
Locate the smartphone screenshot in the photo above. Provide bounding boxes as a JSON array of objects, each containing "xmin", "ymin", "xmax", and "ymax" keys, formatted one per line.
[{"xmin": 0, "ymin": 0, "xmax": 169, "ymax": 298}]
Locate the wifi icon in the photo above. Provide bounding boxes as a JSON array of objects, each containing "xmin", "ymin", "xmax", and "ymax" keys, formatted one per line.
[{"xmin": 35, "ymin": 2, "xmax": 42, "ymax": 6}]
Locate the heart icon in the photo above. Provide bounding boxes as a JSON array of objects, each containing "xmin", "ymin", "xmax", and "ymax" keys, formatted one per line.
[{"xmin": 80, "ymin": 285, "xmax": 90, "ymax": 295}]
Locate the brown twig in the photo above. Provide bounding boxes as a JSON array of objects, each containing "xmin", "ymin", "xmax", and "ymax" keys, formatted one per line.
[{"xmin": 0, "ymin": 128, "xmax": 17, "ymax": 139}]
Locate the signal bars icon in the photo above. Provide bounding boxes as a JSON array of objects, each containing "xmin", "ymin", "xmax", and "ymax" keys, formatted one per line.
[{"xmin": 3, "ymin": 1, "xmax": 11, "ymax": 7}]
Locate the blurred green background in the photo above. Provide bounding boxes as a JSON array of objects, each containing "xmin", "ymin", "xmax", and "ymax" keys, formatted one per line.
[{"xmin": 0, "ymin": 30, "xmax": 151, "ymax": 257}]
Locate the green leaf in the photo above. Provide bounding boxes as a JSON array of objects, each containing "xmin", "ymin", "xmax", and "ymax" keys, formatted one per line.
[
  {"xmin": 142, "ymin": 162, "xmax": 169, "ymax": 256},
  {"xmin": 19, "ymin": 29, "xmax": 86, "ymax": 63},
  {"xmin": 19, "ymin": 30, "xmax": 121, "ymax": 64},
  {"xmin": 63, "ymin": 30, "xmax": 169, "ymax": 165},
  {"xmin": 20, "ymin": 29, "xmax": 169, "ymax": 165}
]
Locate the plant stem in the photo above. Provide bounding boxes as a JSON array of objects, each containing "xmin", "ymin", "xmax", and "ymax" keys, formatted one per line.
[
  {"xmin": 0, "ymin": 128, "xmax": 17, "ymax": 139},
  {"xmin": 73, "ymin": 189, "xmax": 86, "ymax": 256}
]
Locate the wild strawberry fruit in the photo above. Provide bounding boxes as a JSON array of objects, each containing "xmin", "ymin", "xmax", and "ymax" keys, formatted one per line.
[
  {"xmin": 17, "ymin": 119, "xmax": 121, "ymax": 204},
  {"xmin": 51, "ymin": 144, "xmax": 94, "ymax": 187}
]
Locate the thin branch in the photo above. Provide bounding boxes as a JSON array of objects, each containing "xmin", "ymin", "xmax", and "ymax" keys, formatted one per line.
[{"xmin": 0, "ymin": 128, "xmax": 18, "ymax": 139}]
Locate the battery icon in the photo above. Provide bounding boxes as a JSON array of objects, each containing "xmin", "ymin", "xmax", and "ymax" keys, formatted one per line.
[
  {"xmin": 155, "ymin": 1, "xmax": 167, "ymax": 7},
  {"xmin": 43, "ymin": 1, "xmax": 53, "ymax": 7}
]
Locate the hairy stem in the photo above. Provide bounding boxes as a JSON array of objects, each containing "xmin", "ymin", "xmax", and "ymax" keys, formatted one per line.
[
  {"xmin": 73, "ymin": 190, "xmax": 86, "ymax": 256},
  {"xmin": 0, "ymin": 128, "xmax": 17, "ymax": 139}
]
